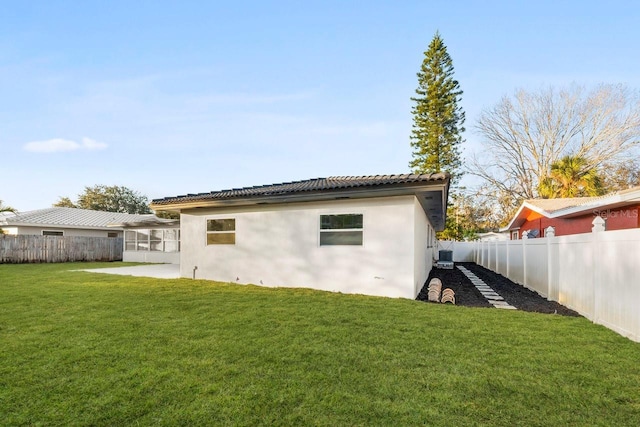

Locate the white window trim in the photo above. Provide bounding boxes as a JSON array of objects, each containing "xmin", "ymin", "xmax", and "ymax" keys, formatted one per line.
[
  {"xmin": 125, "ymin": 228, "xmax": 180, "ymax": 252},
  {"xmin": 318, "ymin": 213, "xmax": 364, "ymax": 247}
]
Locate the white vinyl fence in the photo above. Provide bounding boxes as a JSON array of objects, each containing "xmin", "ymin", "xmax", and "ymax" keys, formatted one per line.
[
  {"xmin": 436, "ymin": 240, "xmax": 475, "ymax": 262},
  {"xmin": 447, "ymin": 223, "xmax": 640, "ymax": 342}
]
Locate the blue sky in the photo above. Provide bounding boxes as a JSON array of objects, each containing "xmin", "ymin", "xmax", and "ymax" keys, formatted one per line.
[{"xmin": 3, "ymin": 1, "xmax": 639, "ymax": 211}]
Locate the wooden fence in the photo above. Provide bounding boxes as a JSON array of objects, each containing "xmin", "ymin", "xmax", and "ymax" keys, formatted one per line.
[{"xmin": 0, "ymin": 235, "xmax": 123, "ymax": 263}]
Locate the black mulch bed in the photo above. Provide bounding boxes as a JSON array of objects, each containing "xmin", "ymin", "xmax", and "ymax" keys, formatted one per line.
[{"xmin": 417, "ymin": 262, "xmax": 580, "ymax": 317}]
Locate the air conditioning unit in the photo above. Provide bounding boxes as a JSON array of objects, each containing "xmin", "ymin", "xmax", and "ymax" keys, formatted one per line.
[{"xmin": 436, "ymin": 250, "xmax": 454, "ymax": 269}]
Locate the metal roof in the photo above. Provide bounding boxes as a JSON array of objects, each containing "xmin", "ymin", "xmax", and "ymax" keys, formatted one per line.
[
  {"xmin": 151, "ymin": 173, "xmax": 449, "ymax": 206},
  {"xmin": 0, "ymin": 208, "xmax": 160, "ymax": 230}
]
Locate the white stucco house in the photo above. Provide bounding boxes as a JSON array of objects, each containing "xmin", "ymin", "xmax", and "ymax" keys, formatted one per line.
[
  {"xmin": 151, "ymin": 174, "xmax": 450, "ymax": 299},
  {"xmin": 0, "ymin": 207, "xmax": 158, "ymax": 238},
  {"xmin": 476, "ymin": 231, "xmax": 509, "ymax": 241}
]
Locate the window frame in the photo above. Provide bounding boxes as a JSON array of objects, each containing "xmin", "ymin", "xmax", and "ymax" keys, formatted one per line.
[
  {"xmin": 42, "ymin": 230, "xmax": 64, "ymax": 236},
  {"xmin": 125, "ymin": 230, "xmax": 137, "ymax": 251},
  {"xmin": 206, "ymin": 218, "xmax": 236, "ymax": 245},
  {"xmin": 124, "ymin": 228, "xmax": 180, "ymax": 252},
  {"xmin": 319, "ymin": 213, "xmax": 364, "ymax": 247}
]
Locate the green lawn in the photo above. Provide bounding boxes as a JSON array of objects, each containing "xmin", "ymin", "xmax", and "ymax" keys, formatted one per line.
[{"xmin": 1, "ymin": 263, "xmax": 639, "ymax": 426}]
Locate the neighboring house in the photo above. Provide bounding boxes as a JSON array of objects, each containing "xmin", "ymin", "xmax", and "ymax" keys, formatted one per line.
[
  {"xmin": 506, "ymin": 186, "xmax": 640, "ymax": 239},
  {"xmin": 0, "ymin": 207, "xmax": 161, "ymax": 238},
  {"xmin": 476, "ymin": 231, "xmax": 509, "ymax": 241},
  {"xmin": 109, "ymin": 217, "xmax": 181, "ymax": 264},
  {"xmin": 151, "ymin": 174, "xmax": 450, "ymax": 299}
]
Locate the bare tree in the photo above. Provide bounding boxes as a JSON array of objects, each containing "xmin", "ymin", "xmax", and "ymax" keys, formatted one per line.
[{"xmin": 470, "ymin": 84, "xmax": 640, "ymax": 202}]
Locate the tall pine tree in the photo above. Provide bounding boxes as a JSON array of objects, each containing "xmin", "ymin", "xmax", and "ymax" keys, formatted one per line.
[{"xmin": 410, "ymin": 32, "xmax": 465, "ymax": 187}]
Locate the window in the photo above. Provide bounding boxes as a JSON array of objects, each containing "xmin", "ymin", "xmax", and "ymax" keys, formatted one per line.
[
  {"xmin": 42, "ymin": 230, "xmax": 64, "ymax": 236},
  {"xmin": 511, "ymin": 230, "xmax": 519, "ymax": 240},
  {"xmin": 125, "ymin": 230, "xmax": 137, "ymax": 250},
  {"xmin": 125, "ymin": 228, "xmax": 180, "ymax": 252},
  {"xmin": 150, "ymin": 229, "xmax": 163, "ymax": 251},
  {"xmin": 164, "ymin": 229, "xmax": 180, "ymax": 252},
  {"xmin": 136, "ymin": 230, "xmax": 150, "ymax": 251},
  {"xmin": 107, "ymin": 232, "xmax": 118, "ymax": 238},
  {"xmin": 207, "ymin": 219, "xmax": 235, "ymax": 245},
  {"xmin": 320, "ymin": 214, "xmax": 363, "ymax": 246}
]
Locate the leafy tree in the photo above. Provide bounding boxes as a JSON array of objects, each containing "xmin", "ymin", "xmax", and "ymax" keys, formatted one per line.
[
  {"xmin": 538, "ymin": 156, "xmax": 605, "ymax": 198},
  {"xmin": 438, "ymin": 191, "xmax": 500, "ymax": 241},
  {"xmin": 53, "ymin": 197, "xmax": 77, "ymax": 208},
  {"xmin": 56, "ymin": 185, "xmax": 151, "ymax": 214},
  {"xmin": 601, "ymin": 158, "xmax": 640, "ymax": 192},
  {"xmin": 154, "ymin": 210, "xmax": 180, "ymax": 220},
  {"xmin": 410, "ymin": 31, "xmax": 465, "ymax": 187}
]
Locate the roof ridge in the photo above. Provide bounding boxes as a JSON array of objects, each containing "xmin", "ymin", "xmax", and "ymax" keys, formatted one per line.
[{"xmin": 152, "ymin": 173, "xmax": 450, "ymax": 204}]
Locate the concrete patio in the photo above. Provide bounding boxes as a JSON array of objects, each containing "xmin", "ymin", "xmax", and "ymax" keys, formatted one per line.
[{"xmin": 79, "ymin": 264, "xmax": 181, "ymax": 279}]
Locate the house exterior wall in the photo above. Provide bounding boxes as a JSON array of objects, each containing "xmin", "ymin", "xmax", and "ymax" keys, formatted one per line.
[
  {"xmin": 180, "ymin": 195, "xmax": 432, "ymax": 299},
  {"xmin": 4, "ymin": 226, "xmax": 123, "ymax": 238},
  {"xmin": 123, "ymin": 251, "xmax": 180, "ymax": 264},
  {"xmin": 413, "ymin": 198, "xmax": 430, "ymax": 298},
  {"xmin": 515, "ymin": 205, "xmax": 640, "ymax": 238}
]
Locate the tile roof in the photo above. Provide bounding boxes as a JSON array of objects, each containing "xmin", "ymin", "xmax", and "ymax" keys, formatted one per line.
[
  {"xmin": 0, "ymin": 208, "xmax": 158, "ymax": 229},
  {"xmin": 525, "ymin": 197, "xmax": 602, "ymax": 213},
  {"xmin": 525, "ymin": 184, "xmax": 640, "ymax": 215},
  {"xmin": 152, "ymin": 173, "xmax": 449, "ymax": 205},
  {"xmin": 505, "ymin": 185, "xmax": 640, "ymax": 230}
]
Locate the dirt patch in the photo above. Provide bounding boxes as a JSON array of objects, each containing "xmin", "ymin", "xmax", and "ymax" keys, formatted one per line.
[{"xmin": 417, "ymin": 262, "xmax": 580, "ymax": 317}]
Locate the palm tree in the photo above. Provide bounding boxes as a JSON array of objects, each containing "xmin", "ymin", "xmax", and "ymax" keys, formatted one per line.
[
  {"xmin": 538, "ymin": 156, "xmax": 604, "ymax": 198},
  {"xmin": 0, "ymin": 199, "xmax": 17, "ymax": 214},
  {"xmin": 0, "ymin": 200, "xmax": 17, "ymax": 234}
]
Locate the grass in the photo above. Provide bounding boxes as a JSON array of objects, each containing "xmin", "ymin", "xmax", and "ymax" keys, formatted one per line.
[{"xmin": 1, "ymin": 263, "xmax": 640, "ymax": 426}]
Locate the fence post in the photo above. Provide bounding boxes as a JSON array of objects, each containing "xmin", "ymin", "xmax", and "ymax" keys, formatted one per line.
[
  {"xmin": 473, "ymin": 241, "xmax": 477, "ymax": 264},
  {"xmin": 545, "ymin": 226, "xmax": 556, "ymax": 300},
  {"xmin": 506, "ymin": 238, "xmax": 510, "ymax": 279},
  {"xmin": 591, "ymin": 216, "xmax": 605, "ymax": 323},
  {"xmin": 522, "ymin": 232, "xmax": 528, "ymax": 288}
]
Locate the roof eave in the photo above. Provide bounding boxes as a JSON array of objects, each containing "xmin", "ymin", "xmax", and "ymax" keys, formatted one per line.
[
  {"xmin": 108, "ymin": 220, "xmax": 180, "ymax": 228},
  {"xmin": 505, "ymin": 204, "xmax": 529, "ymax": 230},
  {"xmin": 551, "ymin": 192, "xmax": 640, "ymax": 218},
  {"xmin": 151, "ymin": 180, "xmax": 450, "ymax": 230},
  {"xmin": 151, "ymin": 182, "xmax": 448, "ymax": 211},
  {"xmin": 3, "ymin": 222, "xmax": 124, "ymax": 231}
]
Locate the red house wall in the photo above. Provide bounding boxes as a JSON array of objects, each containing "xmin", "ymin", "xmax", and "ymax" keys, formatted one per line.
[{"xmin": 516, "ymin": 205, "xmax": 640, "ymax": 238}]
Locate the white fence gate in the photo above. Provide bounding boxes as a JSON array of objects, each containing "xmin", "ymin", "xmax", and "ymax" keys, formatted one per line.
[{"xmin": 446, "ymin": 224, "xmax": 640, "ymax": 342}]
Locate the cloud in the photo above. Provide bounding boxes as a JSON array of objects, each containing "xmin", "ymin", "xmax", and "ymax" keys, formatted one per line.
[
  {"xmin": 23, "ymin": 137, "xmax": 108, "ymax": 153},
  {"xmin": 80, "ymin": 137, "xmax": 108, "ymax": 150}
]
